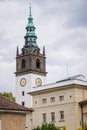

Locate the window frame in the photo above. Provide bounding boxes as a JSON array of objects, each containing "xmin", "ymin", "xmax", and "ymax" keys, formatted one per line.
[
  {"xmin": 50, "ymin": 97, "xmax": 55, "ymax": 102},
  {"xmin": 60, "ymin": 111, "xmax": 64, "ymax": 120},
  {"xmin": 51, "ymin": 112, "xmax": 55, "ymax": 122},
  {"xmin": 59, "ymin": 95, "xmax": 64, "ymax": 101},
  {"xmin": 43, "ymin": 113, "xmax": 46, "ymax": 123},
  {"xmin": 42, "ymin": 98, "xmax": 47, "ymax": 104}
]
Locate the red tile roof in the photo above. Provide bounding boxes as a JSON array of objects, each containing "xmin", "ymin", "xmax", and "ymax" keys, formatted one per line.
[{"xmin": 0, "ymin": 96, "xmax": 33, "ymax": 113}]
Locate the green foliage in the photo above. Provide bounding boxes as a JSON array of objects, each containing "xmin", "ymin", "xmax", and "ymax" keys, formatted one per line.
[
  {"xmin": 32, "ymin": 123, "xmax": 60, "ymax": 130},
  {"xmin": 0, "ymin": 92, "xmax": 15, "ymax": 102},
  {"xmin": 84, "ymin": 125, "xmax": 87, "ymax": 130}
]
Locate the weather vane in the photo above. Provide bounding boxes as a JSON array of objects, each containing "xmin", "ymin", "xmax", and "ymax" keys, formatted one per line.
[{"xmin": 29, "ymin": 3, "xmax": 31, "ymax": 16}]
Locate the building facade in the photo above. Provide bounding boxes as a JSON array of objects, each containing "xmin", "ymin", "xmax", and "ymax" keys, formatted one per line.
[
  {"xmin": 30, "ymin": 75, "xmax": 87, "ymax": 130},
  {"xmin": 15, "ymin": 6, "xmax": 47, "ymax": 108},
  {"xmin": 15, "ymin": 6, "xmax": 87, "ymax": 130}
]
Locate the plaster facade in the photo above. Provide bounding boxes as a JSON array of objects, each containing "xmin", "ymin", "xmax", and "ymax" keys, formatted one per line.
[
  {"xmin": 0, "ymin": 113, "xmax": 26, "ymax": 130},
  {"xmin": 30, "ymin": 83, "xmax": 87, "ymax": 130},
  {"xmin": 16, "ymin": 73, "xmax": 46, "ymax": 107}
]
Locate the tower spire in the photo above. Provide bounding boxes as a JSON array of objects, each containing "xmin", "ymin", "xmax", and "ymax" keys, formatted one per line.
[
  {"xmin": 24, "ymin": 5, "xmax": 38, "ymax": 53},
  {"xmin": 29, "ymin": 3, "xmax": 31, "ymax": 17}
]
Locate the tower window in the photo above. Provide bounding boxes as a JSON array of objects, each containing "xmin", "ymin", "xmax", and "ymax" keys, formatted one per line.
[
  {"xmin": 22, "ymin": 101, "xmax": 25, "ymax": 106},
  {"xmin": 21, "ymin": 59, "xmax": 26, "ymax": 69},
  {"xmin": 36, "ymin": 59, "xmax": 40, "ymax": 69},
  {"xmin": 22, "ymin": 91, "xmax": 25, "ymax": 96}
]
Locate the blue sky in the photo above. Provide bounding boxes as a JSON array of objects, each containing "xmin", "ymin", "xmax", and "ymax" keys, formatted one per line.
[{"xmin": 0, "ymin": 0, "xmax": 87, "ymax": 95}]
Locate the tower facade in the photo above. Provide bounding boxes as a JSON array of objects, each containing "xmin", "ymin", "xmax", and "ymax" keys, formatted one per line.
[{"xmin": 15, "ymin": 6, "xmax": 47, "ymax": 107}]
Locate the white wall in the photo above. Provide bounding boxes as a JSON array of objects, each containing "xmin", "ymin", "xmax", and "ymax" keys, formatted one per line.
[{"xmin": 16, "ymin": 73, "xmax": 46, "ymax": 107}]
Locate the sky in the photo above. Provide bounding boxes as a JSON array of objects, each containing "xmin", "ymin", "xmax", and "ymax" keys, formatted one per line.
[{"xmin": 0, "ymin": 0, "xmax": 87, "ymax": 95}]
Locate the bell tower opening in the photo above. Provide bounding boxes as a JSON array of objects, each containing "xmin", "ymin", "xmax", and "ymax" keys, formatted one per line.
[
  {"xmin": 36, "ymin": 59, "xmax": 40, "ymax": 69},
  {"xmin": 21, "ymin": 59, "xmax": 26, "ymax": 69}
]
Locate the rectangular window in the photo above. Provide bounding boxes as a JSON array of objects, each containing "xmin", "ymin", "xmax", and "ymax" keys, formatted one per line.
[
  {"xmin": 50, "ymin": 97, "xmax": 55, "ymax": 102},
  {"xmin": 59, "ymin": 96, "xmax": 64, "ymax": 101},
  {"xmin": 60, "ymin": 111, "xmax": 64, "ymax": 120},
  {"xmin": 42, "ymin": 98, "xmax": 47, "ymax": 103},
  {"xmin": 51, "ymin": 112, "xmax": 55, "ymax": 122},
  {"xmin": 43, "ymin": 113, "xmax": 46, "ymax": 123},
  {"xmin": 22, "ymin": 101, "xmax": 25, "ymax": 106},
  {"xmin": 22, "ymin": 91, "xmax": 25, "ymax": 96}
]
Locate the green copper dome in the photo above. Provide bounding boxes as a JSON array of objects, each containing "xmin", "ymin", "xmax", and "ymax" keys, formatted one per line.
[{"xmin": 24, "ymin": 5, "xmax": 38, "ymax": 52}]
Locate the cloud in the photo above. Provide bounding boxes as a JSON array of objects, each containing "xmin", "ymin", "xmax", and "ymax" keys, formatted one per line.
[
  {"xmin": 0, "ymin": 0, "xmax": 87, "ymax": 95},
  {"xmin": 63, "ymin": 0, "xmax": 87, "ymax": 28}
]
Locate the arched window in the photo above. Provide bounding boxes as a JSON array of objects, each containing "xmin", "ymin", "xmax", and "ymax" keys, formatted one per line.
[
  {"xmin": 36, "ymin": 59, "xmax": 40, "ymax": 69},
  {"xmin": 21, "ymin": 59, "xmax": 26, "ymax": 69}
]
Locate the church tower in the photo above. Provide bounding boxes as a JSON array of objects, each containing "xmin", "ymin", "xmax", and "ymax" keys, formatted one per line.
[{"xmin": 15, "ymin": 6, "xmax": 47, "ymax": 107}]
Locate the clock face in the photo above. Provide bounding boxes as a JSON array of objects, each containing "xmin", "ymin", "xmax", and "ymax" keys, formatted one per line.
[
  {"xmin": 36, "ymin": 78, "xmax": 42, "ymax": 86},
  {"xmin": 20, "ymin": 78, "xmax": 26, "ymax": 87}
]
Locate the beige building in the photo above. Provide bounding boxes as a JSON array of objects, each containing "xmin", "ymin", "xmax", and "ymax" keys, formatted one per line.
[
  {"xmin": 0, "ymin": 96, "xmax": 33, "ymax": 130},
  {"xmin": 30, "ymin": 75, "xmax": 87, "ymax": 130}
]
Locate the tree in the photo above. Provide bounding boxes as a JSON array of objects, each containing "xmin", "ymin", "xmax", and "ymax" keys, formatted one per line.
[
  {"xmin": 32, "ymin": 123, "xmax": 60, "ymax": 130},
  {"xmin": 0, "ymin": 92, "xmax": 15, "ymax": 102}
]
